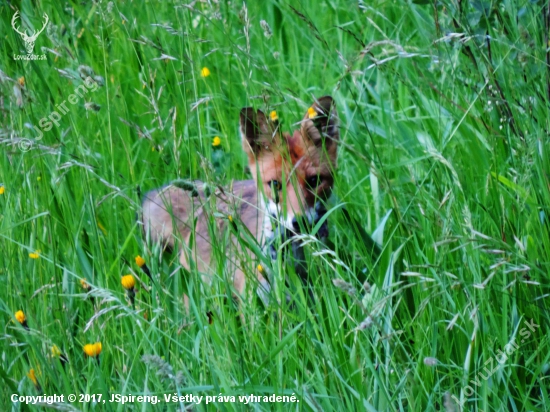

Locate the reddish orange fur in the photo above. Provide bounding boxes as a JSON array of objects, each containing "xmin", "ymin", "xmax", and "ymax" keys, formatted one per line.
[{"xmin": 141, "ymin": 96, "xmax": 339, "ymax": 298}]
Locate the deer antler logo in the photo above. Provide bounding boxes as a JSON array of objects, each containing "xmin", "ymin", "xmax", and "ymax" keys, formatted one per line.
[{"xmin": 11, "ymin": 11, "xmax": 49, "ymax": 55}]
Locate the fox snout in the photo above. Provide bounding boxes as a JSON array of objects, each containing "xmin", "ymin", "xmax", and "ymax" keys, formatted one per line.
[
  {"xmin": 291, "ymin": 202, "xmax": 329, "ymax": 238},
  {"xmin": 266, "ymin": 201, "xmax": 329, "ymax": 264}
]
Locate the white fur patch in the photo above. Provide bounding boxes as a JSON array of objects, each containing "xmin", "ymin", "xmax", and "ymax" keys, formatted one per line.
[{"xmin": 260, "ymin": 197, "xmax": 316, "ymax": 235}]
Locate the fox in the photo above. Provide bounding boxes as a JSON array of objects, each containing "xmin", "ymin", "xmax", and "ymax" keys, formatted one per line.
[{"xmin": 140, "ymin": 96, "xmax": 339, "ymax": 299}]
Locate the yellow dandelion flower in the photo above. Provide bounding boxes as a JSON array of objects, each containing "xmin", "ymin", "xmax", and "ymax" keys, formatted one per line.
[
  {"xmin": 0, "ymin": 186, "xmax": 4, "ymax": 195},
  {"xmin": 212, "ymin": 136, "xmax": 221, "ymax": 147},
  {"xmin": 135, "ymin": 255, "xmax": 146, "ymax": 267},
  {"xmin": 26, "ymin": 368, "xmax": 41, "ymax": 390},
  {"xmin": 257, "ymin": 264, "xmax": 264, "ymax": 274},
  {"xmin": 97, "ymin": 220, "xmax": 107, "ymax": 235},
  {"xmin": 15, "ymin": 310, "xmax": 26, "ymax": 324},
  {"xmin": 80, "ymin": 278, "xmax": 91, "ymax": 291},
  {"xmin": 29, "ymin": 251, "xmax": 40, "ymax": 259},
  {"xmin": 51, "ymin": 345, "xmax": 68, "ymax": 365},
  {"xmin": 136, "ymin": 255, "xmax": 152, "ymax": 279},
  {"xmin": 83, "ymin": 342, "xmax": 102, "ymax": 357},
  {"xmin": 27, "ymin": 369, "xmax": 38, "ymax": 385},
  {"xmin": 51, "ymin": 345, "xmax": 61, "ymax": 357},
  {"xmin": 200, "ymin": 67, "xmax": 211, "ymax": 78},
  {"xmin": 307, "ymin": 107, "xmax": 317, "ymax": 119},
  {"xmin": 121, "ymin": 274, "xmax": 136, "ymax": 290},
  {"xmin": 228, "ymin": 215, "xmax": 233, "ymax": 223},
  {"xmin": 270, "ymin": 111, "xmax": 278, "ymax": 121},
  {"xmin": 18, "ymin": 77, "xmax": 25, "ymax": 87},
  {"xmin": 123, "ymin": 274, "xmax": 136, "ymax": 306}
]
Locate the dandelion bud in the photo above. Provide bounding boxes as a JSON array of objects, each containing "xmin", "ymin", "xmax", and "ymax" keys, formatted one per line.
[
  {"xmin": 80, "ymin": 278, "xmax": 92, "ymax": 291},
  {"xmin": 84, "ymin": 342, "xmax": 102, "ymax": 356},
  {"xmin": 270, "ymin": 111, "xmax": 279, "ymax": 122},
  {"xmin": 51, "ymin": 345, "xmax": 69, "ymax": 366},
  {"xmin": 29, "ymin": 251, "xmax": 40, "ymax": 259},
  {"xmin": 121, "ymin": 275, "xmax": 136, "ymax": 290},
  {"xmin": 51, "ymin": 345, "xmax": 61, "ymax": 357},
  {"xmin": 27, "ymin": 369, "xmax": 42, "ymax": 391},
  {"xmin": 121, "ymin": 275, "xmax": 136, "ymax": 306},
  {"xmin": 135, "ymin": 255, "xmax": 152, "ymax": 280},
  {"xmin": 135, "ymin": 255, "xmax": 146, "ymax": 267},
  {"xmin": 15, "ymin": 310, "xmax": 29, "ymax": 329},
  {"xmin": 83, "ymin": 342, "xmax": 102, "ymax": 364}
]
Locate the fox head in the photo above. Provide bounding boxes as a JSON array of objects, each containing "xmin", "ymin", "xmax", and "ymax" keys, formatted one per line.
[{"xmin": 240, "ymin": 96, "xmax": 339, "ymax": 238}]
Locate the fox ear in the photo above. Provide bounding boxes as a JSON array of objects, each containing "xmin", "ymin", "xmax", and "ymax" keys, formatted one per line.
[
  {"xmin": 300, "ymin": 96, "xmax": 339, "ymax": 148},
  {"xmin": 240, "ymin": 108, "xmax": 272, "ymax": 159}
]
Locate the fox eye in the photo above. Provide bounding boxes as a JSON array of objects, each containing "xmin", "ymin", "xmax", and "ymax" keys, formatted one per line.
[
  {"xmin": 306, "ymin": 175, "xmax": 322, "ymax": 188},
  {"xmin": 268, "ymin": 180, "xmax": 281, "ymax": 204},
  {"xmin": 268, "ymin": 180, "xmax": 282, "ymax": 191}
]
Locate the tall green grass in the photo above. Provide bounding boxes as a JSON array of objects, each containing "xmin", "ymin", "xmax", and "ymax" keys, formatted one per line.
[{"xmin": 1, "ymin": 0, "xmax": 549, "ymax": 410}]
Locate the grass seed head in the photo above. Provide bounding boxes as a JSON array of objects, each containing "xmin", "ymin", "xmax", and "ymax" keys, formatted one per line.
[
  {"xmin": 332, "ymin": 278, "xmax": 356, "ymax": 296},
  {"xmin": 78, "ymin": 65, "xmax": 94, "ymax": 78},
  {"xmin": 358, "ymin": 315, "xmax": 374, "ymax": 330},
  {"xmin": 142, "ymin": 354, "xmax": 184, "ymax": 386},
  {"xmin": 84, "ymin": 102, "xmax": 101, "ymax": 112},
  {"xmin": 260, "ymin": 20, "xmax": 272, "ymax": 38}
]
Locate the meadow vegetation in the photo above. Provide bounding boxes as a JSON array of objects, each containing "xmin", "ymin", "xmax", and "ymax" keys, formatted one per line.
[{"xmin": 1, "ymin": 0, "xmax": 549, "ymax": 410}]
